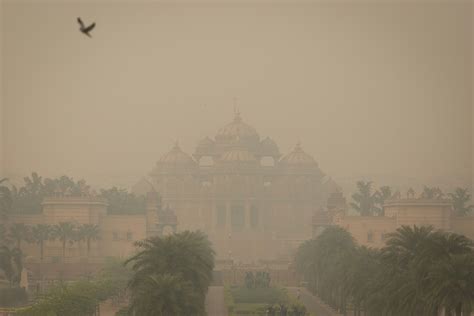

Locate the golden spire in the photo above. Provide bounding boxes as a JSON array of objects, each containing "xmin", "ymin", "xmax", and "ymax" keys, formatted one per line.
[
  {"xmin": 173, "ymin": 139, "xmax": 180, "ymax": 150},
  {"xmin": 233, "ymin": 97, "xmax": 241, "ymax": 121}
]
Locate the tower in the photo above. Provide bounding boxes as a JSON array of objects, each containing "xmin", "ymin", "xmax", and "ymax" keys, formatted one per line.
[{"xmin": 157, "ymin": 205, "xmax": 178, "ymax": 236}]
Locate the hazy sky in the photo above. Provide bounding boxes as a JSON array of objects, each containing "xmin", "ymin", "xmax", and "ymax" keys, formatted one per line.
[{"xmin": 1, "ymin": 0, "xmax": 472, "ymax": 191}]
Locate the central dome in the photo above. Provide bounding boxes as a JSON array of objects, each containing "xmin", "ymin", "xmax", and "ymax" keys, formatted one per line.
[{"xmin": 215, "ymin": 112, "xmax": 259, "ymax": 143}]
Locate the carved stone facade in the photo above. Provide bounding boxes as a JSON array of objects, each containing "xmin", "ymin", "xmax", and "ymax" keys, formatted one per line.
[{"xmin": 148, "ymin": 113, "xmax": 336, "ymax": 260}]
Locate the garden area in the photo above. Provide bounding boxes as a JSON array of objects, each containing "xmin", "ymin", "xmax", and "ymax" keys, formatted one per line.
[{"xmin": 224, "ymin": 272, "xmax": 307, "ymax": 316}]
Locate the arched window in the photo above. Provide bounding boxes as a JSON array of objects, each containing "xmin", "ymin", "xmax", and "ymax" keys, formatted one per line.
[
  {"xmin": 231, "ymin": 203, "xmax": 245, "ymax": 231},
  {"xmin": 250, "ymin": 205, "xmax": 259, "ymax": 229},
  {"xmin": 216, "ymin": 204, "xmax": 226, "ymax": 227}
]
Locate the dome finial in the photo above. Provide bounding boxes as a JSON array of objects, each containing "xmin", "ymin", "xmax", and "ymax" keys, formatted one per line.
[
  {"xmin": 173, "ymin": 139, "xmax": 180, "ymax": 150},
  {"xmin": 233, "ymin": 97, "xmax": 241, "ymax": 121},
  {"xmin": 295, "ymin": 140, "xmax": 302, "ymax": 151}
]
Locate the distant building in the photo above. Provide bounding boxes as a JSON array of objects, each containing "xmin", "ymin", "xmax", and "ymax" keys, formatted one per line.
[
  {"xmin": 312, "ymin": 191, "xmax": 474, "ymax": 247},
  {"xmin": 146, "ymin": 112, "xmax": 336, "ymax": 260}
]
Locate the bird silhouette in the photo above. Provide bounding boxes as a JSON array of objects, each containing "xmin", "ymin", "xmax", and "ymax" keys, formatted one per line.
[{"xmin": 77, "ymin": 17, "xmax": 96, "ymax": 38}]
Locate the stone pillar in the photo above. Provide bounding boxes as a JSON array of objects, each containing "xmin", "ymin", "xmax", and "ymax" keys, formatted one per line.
[
  {"xmin": 226, "ymin": 201, "xmax": 232, "ymax": 232},
  {"xmin": 258, "ymin": 205, "xmax": 263, "ymax": 231},
  {"xmin": 211, "ymin": 204, "xmax": 217, "ymax": 232},
  {"xmin": 145, "ymin": 191, "xmax": 160, "ymax": 238},
  {"xmin": 245, "ymin": 203, "xmax": 251, "ymax": 230}
]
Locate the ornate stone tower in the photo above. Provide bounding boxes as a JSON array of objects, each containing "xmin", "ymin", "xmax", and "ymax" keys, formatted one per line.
[
  {"xmin": 157, "ymin": 205, "xmax": 178, "ymax": 236},
  {"xmin": 145, "ymin": 190, "xmax": 161, "ymax": 238}
]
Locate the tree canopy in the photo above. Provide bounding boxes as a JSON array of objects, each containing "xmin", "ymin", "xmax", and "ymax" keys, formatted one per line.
[
  {"xmin": 295, "ymin": 225, "xmax": 474, "ymax": 316},
  {"xmin": 9, "ymin": 172, "xmax": 147, "ymax": 215},
  {"xmin": 350, "ymin": 181, "xmax": 393, "ymax": 216},
  {"xmin": 125, "ymin": 230, "xmax": 215, "ymax": 316}
]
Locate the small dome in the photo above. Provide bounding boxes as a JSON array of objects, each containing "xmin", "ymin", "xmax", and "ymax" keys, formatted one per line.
[
  {"xmin": 157, "ymin": 143, "xmax": 197, "ymax": 166},
  {"xmin": 323, "ymin": 177, "xmax": 342, "ymax": 194},
  {"xmin": 220, "ymin": 148, "xmax": 257, "ymax": 163},
  {"xmin": 194, "ymin": 137, "xmax": 216, "ymax": 159},
  {"xmin": 215, "ymin": 112, "xmax": 259, "ymax": 142},
  {"xmin": 280, "ymin": 143, "xmax": 318, "ymax": 166},
  {"xmin": 260, "ymin": 137, "xmax": 280, "ymax": 156},
  {"xmin": 197, "ymin": 136, "xmax": 215, "ymax": 147}
]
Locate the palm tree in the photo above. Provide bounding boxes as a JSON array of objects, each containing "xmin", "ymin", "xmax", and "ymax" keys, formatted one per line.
[
  {"xmin": 78, "ymin": 224, "xmax": 100, "ymax": 258},
  {"xmin": 53, "ymin": 222, "xmax": 76, "ymax": 262},
  {"xmin": 381, "ymin": 225, "xmax": 435, "ymax": 268},
  {"xmin": 448, "ymin": 187, "xmax": 473, "ymax": 216},
  {"xmin": 126, "ymin": 230, "xmax": 215, "ymax": 314},
  {"xmin": 128, "ymin": 273, "xmax": 203, "ymax": 316},
  {"xmin": 13, "ymin": 172, "xmax": 45, "ymax": 214},
  {"xmin": 8, "ymin": 223, "xmax": 31, "ymax": 250},
  {"xmin": 31, "ymin": 224, "xmax": 54, "ymax": 262},
  {"xmin": 296, "ymin": 224, "xmax": 474, "ymax": 316},
  {"xmin": 374, "ymin": 186, "xmax": 392, "ymax": 215},
  {"xmin": 0, "ymin": 178, "xmax": 12, "ymax": 220},
  {"xmin": 350, "ymin": 181, "xmax": 378, "ymax": 216},
  {"xmin": 421, "ymin": 186, "xmax": 444, "ymax": 199},
  {"xmin": 425, "ymin": 253, "xmax": 474, "ymax": 316},
  {"xmin": 295, "ymin": 226, "xmax": 356, "ymax": 313}
]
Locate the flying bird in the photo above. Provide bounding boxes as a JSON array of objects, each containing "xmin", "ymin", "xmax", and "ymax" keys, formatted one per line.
[{"xmin": 77, "ymin": 17, "xmax": 96, "ymax": 38}]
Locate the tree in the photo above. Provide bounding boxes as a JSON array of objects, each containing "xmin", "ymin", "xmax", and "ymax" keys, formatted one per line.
[
  {"xmin": 53, "ymin": 222, "xmax": 76, "ymax": 261},
  {"xmin": 99, "ymin": 187, "xmax": 146, "ymax": 215},
  {"xmin": 43, "ymin": 175, "xmax": 89, "ymax": 196},
  {"xmin": 295, "ymin": 224, "xmax": 474, "ymax": 316},
  {"xmin": 0, "ymin": 224, "xmax": 10, "ymax": 246},
  {"xmin": 374, "ymin": 186, "xmax": 392, "ymax": 215},
  {"xmin": 17, "ymin": 279, "xmax": 116, "ymax": 316},
  {"xmin": 128, "ymin": 274, "xmax": 203, "ymax": 316},
  {"xmin": 0, "ymin": 178, "xmax": 12, "ymax": 220},
  {"xmin": 381, "ymin": 225, "xmax": 435, "ymax": 268},
  {"xmin": 254, "ymin": 271, "xmax": 270, "ymax": 288},
  {"xmin": 77, "ymin": 224, "xmax": 100, "ymax": 258},
  {"xmin": 421, "ymin": 186, "xmax": 444, "ymax": 199},
  {"xmin": 12, "ymin": 172, "xmax": 45, "ymax": 214},
  {"xmin": 11, "ymin": 173, "xmax": 90, "ymax": 214},
  {"xmin": 350, "ymin": 181, "xmax": 378, "ymax": 216},
  {"xmin": 31, "ymin": 224, "xmax": 54, "ymax": 262},
  {"xmin": 8, "ymin": 223, "xmax": 31, "ymax": 250},
  {"xmin": 295, "ymin": 226, "xmax": 356, "ymax": 313},
  {"xmin": 425, "ymin": 253, "xmax": 474, "ymax": 316},
  {"xmin": 245, "ymin": 271, "xmax": 255, "ymax": 289},
  {"xmin": 0, "ymin": 245, "xmax": 23, "ymax": 287},
  {"xmin": 126, "ymin": 230, "xmax": 215, "ymax": 314},
  {"xmin": 448, "ymin": 188, "xmax": 473, "ymax": 216},
  {"xmin": 98, "ymin": 257, "xmax": 133, "ymax": 306}
]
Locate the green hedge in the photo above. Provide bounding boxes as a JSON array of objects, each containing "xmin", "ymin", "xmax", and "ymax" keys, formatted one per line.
[
  {"xmin": 233, "ymin": 303, "xmax": 268, "ymax": 315},
  {"xmin": 0, "ymin": 287, "xmax": 28, "ymax": 307},
  {"xmin": 231, "ymin": 287, "xmax": 286, "ymax": 304}
]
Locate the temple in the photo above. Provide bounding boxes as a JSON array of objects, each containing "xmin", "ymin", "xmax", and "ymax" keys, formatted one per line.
[{"xmin": 144, "ymin": 112, "xmax": 337, "ymax": 261}]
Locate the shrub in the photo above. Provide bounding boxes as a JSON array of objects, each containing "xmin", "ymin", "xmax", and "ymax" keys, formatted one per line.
[
  {"xmin": 224, "ymin": 285, "xmax": 235, "ymax": 313},
  {"xmin": 0, "ymin": 287, "xmax": 27, "ymax": 307},
  {"xmin": 17, "ymin": 280, "xmax": 114, "ymax": 316},
  {"xmin": 231, "ymin": 287, "xmax": 286, "ymax": 304}
]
